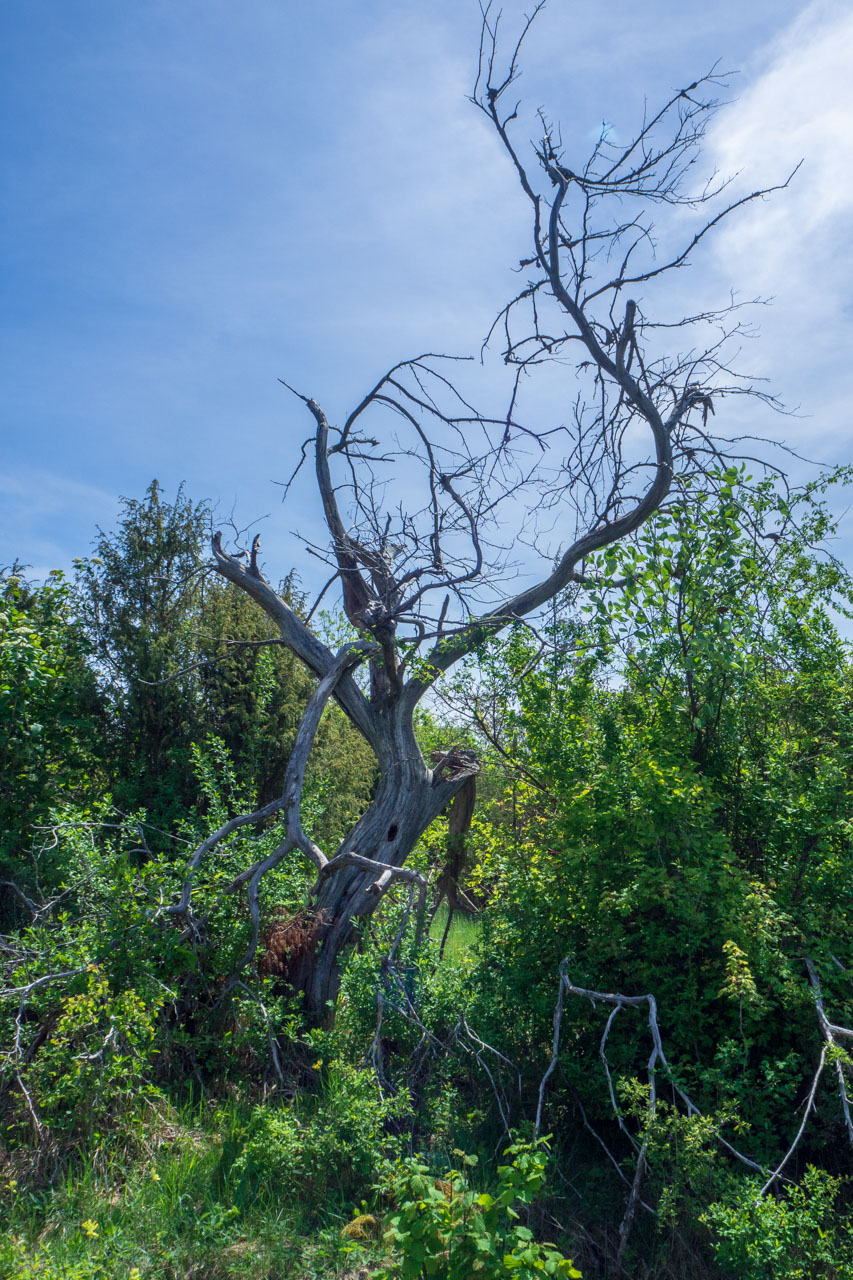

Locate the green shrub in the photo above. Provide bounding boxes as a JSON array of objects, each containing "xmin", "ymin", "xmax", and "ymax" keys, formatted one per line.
[
  {"xmin": 377, "ymin": 1139, "xmax": 581, "ymax": 1279},
  {"xmin": 702, "ymin": 1167, "xmax": 853, "ymax": 1279},
  {"xmin": 226, "ymin": 1064, "xmax": 410, "ymax": 1207},
  {"xmin": 22, "ymin": 966, "xmax": 163, "ymax": 1141},
  {"xmin": 0, "ymin": 1230, "xmax": 141, "ymax": 1280}
]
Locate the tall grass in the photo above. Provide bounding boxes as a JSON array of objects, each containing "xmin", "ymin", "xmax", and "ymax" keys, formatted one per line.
[
  {"xmin": 429, "ymin": 905, "xmax": 481, "ymax": 964},
  {"xmin": 0, "ymin": 1098, "xmax": 375, "ymax": 1279}
]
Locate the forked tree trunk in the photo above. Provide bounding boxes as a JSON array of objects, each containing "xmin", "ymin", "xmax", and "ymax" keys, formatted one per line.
[{"xmin": 293, "ymin": 703, "xmax": 470, "ymax": 1014}]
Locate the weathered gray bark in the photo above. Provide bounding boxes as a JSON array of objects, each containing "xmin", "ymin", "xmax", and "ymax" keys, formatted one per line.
[{"xmin": 299, "ymin": 724, "xmax": 473, "ymax": 1011}]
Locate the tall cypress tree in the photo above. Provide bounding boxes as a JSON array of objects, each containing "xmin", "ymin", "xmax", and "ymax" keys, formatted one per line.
[
  {"xmin": 76, "ymin": 480, "xmax": 211, "ymax": 829},
  {"xmin": 76, "ymin": 481, "xmax": 374, "ymax": 841}
]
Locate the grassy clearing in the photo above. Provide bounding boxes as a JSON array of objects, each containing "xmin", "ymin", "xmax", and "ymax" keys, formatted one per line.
[
  {"xmin": 0, "ymin": 1100, "xmax": 381, "ymax": 1280},
  {"xmin": 428, "ymin": 905, "xmax": 481, "ymax": 964}
]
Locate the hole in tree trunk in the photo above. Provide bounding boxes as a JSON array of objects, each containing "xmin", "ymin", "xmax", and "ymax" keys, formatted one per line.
[{"xmin": 386, "ymin": 823, "xmax": 398, "ymax": 842}]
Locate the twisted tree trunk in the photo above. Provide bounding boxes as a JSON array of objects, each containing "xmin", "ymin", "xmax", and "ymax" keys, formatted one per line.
[{"xmin": 297, "ymin": 722, "xmax": 474, "ymax": 1012}]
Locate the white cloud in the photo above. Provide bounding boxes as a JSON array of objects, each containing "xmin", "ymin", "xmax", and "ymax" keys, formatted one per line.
[{"xmin": 708, "ymin": 0, "xmax": 853, "ymax": 461}]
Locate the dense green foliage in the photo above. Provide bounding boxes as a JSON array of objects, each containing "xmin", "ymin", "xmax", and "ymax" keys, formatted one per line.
[
  {"xmin": 2, "ymin": 474, "xmax": 853, "ymax": 1277},
  {"xmin": 454, "ymin": 470, "xmax": 853, "ymax": 1274},
  {"xmin": 74, "ymin": 481, "xmax": 375, "ymax": 838},
  {"xmin": 0, "ymin": 568, "xmax": 100, "ymax": 895},
  {"xmin": 378, "ymin": 1141, "xmax": 581, "ymax": 1279}
]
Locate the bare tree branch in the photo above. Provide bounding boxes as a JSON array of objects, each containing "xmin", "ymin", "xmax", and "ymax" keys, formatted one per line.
[
  {"xmin": 805, "ymin": 957, "xmax": 853, "ymax": 1147},
  {"xmin": 188, "ymin": 2, "xmax": 792, "ymax": 1014}
]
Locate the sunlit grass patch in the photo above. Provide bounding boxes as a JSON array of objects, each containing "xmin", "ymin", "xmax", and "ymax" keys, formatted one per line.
[{"xmin": 429, "ymin": 905, "xmax": 481, "ymax": 964}]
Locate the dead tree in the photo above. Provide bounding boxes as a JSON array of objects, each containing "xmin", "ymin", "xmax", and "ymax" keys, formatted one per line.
[{"xmin": 168, "ymin": 4, "xmax": 786, "ymax": 1015}]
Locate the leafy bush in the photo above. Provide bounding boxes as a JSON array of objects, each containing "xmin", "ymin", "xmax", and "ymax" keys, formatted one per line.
[
  {"xmin": 377, "ymin": 1139, "xmax": 581, "ymax": 1279},
  {"xmin": 21, "ymin": 966, "xmax": 163, "ymax": 1142},
  {"xmin": 0, "ymin": 568, "xmax": 100, "ymax": 889},
  {"xmin": 226, "ymin": 1064, "xmax": 410, "ymax": 1207},
  {"xmin": 0, "ymin": 1236, "xmax": 106, "ymax": 1280},
  {"xmin": 702, "ymin": 1167, "xmax": 853, "ymax": 1279}
]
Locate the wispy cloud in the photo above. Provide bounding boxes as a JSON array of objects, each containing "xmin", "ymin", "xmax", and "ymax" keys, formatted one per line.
[
  {"xmin": 0, "ymin": 469, "xmax": 119, "ymax": 578},
  {"xmin": 708, "ymin": 0, "xmax": 853, "ymax": 461}
]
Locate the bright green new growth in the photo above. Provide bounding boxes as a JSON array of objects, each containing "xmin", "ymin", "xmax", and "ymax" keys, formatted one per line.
[{"xmin": 377, "ymin": 1139, "xmax": 581, "ymax": 1279}]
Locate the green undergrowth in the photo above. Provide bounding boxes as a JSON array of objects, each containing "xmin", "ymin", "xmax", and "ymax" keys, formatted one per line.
[
  {"xmin": 0, "ymin": 1096, "xmax": 389, "ymax": 1280},
  {"xmin": 0, "ymin": 1101, "xmax": 585, "ymax": 1280},
  {"xmin": 5, "ymin": 473, "xmax": 853, "ymax": 1277}
]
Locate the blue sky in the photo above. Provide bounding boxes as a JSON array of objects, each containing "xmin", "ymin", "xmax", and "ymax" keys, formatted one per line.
[{"xmin": 2, "ymin": 0, "xmax": 851, "ymax": 590}]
